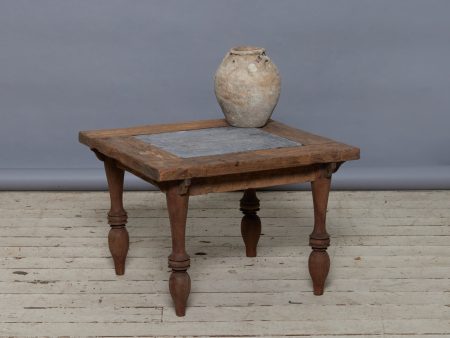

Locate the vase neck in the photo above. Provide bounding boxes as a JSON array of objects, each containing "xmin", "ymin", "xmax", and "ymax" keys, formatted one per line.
[{"xmin": 230, "ymin": 46, "xmax": 265, "ymax": 56}]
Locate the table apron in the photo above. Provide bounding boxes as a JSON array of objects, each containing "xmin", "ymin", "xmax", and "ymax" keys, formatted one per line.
[
  {"xmin": 113, "ymin": 155, "xmax": 340, "ymax": 196},
  {"xmin": 187, "ymin": 163, "xmax": 334, "ymax": 196}
]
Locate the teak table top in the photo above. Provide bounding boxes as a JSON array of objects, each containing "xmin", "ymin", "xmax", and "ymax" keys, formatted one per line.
[{"xmin": 79, "ymin": 119, "xmax": 359, "ymax": 194}]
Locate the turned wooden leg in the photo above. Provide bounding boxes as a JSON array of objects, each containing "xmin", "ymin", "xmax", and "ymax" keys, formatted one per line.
[
  {"xmin": 240, "ymin": 189, "xmax": 261, "ymax": 257},
  {"xmin": 104, "ymin": 157, "xmax": 129, "ymax": 275},
  {"xmin": 166, "ymin": 184, "xmax": 191, "ymax": 317},
  {"xmin": 309, "ymin": 175, "xmax": 331, "ymax": 295}
]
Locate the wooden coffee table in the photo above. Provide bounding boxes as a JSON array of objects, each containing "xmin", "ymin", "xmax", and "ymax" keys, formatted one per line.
[{"xmin": 79, "ymin": 119, "xmax": 359, "ymax": 316}]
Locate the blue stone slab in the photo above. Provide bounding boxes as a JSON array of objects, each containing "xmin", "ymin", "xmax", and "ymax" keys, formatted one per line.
[{"xmin": 135, "ymin": 127, "xmax": 302, "ymax": 158}]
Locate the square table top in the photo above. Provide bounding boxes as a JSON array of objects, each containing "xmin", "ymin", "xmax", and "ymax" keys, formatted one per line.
[{"xmin": 79, "ymin": 119, "xmax": 360, "ymax": 182}]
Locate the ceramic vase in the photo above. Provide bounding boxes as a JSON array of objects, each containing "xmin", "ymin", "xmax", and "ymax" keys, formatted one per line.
[{"xmin": 214, "ymin": 46, "xmax": 281, "ymax": 128}]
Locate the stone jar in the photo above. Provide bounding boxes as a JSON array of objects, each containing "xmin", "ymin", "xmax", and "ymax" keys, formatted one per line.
[{"xmin": 214, "ymin": 46, "xmax": 281, "ymax": 127}]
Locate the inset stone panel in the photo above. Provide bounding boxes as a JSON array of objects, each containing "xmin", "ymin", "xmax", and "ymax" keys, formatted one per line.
[{"xmin": 135, "ymin": 127, "xmax": 302, "ymax": 158}]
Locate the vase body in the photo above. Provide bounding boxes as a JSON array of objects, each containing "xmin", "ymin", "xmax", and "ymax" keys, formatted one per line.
[{"xmin": 214, "ymin": 46, "xmax": 281, "ymax": 128}]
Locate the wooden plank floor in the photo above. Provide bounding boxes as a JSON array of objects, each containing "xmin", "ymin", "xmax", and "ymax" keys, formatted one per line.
[{"xmin": 0, "ymin": 191, "xmax": 449, "ymax": 337}]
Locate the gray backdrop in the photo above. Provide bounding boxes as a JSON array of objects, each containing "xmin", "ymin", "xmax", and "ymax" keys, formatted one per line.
[{"xmin": 1, "ymin": 0, "xmax": 449, "ymax": 190}]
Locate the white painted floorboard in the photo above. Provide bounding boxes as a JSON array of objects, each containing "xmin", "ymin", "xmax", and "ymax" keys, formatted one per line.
[{"xmin": 0, "ymin": 191, "xmax": 449, "ymax": 337}]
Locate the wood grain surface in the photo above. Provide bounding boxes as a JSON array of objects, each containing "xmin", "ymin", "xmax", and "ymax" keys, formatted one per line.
[
  {"xmin": 79, "ymin": 119, "xmax": 359, "ymax": 182},
  {"xmin": 0, "ymin": 191, "xmax": 449, "ymax": 336}
]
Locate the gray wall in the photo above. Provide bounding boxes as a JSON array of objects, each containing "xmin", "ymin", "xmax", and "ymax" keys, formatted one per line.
[{"xmin": 1, "ymin": 0, "xmax": 449, "ymax": 190}]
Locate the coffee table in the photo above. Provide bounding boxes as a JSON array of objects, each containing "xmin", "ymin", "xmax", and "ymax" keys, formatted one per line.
[{"xmin": 79, "ymin": 119, "xmax": 359, "ymax": 316}]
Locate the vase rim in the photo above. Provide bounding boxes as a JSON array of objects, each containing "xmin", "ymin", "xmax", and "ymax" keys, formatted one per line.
[{"xmin": 230, "ymin": 46, "xmax": 265, "ymax": 55}]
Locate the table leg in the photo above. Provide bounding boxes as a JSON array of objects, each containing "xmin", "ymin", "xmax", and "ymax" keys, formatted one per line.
[
  {"xmin": 240, "ymin": 189, "xmax": 261, "ymax": 257},
  {"xmin": 166, "ymin": 185, "xmax": 191, "ymax": 317},
  {"xmin": 309, "ymin": 176, "xmax": 331, "ymax": 295},
  {"xmin": 104, "ymin": 158, "xmax": 129, "ymax": 275}
]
